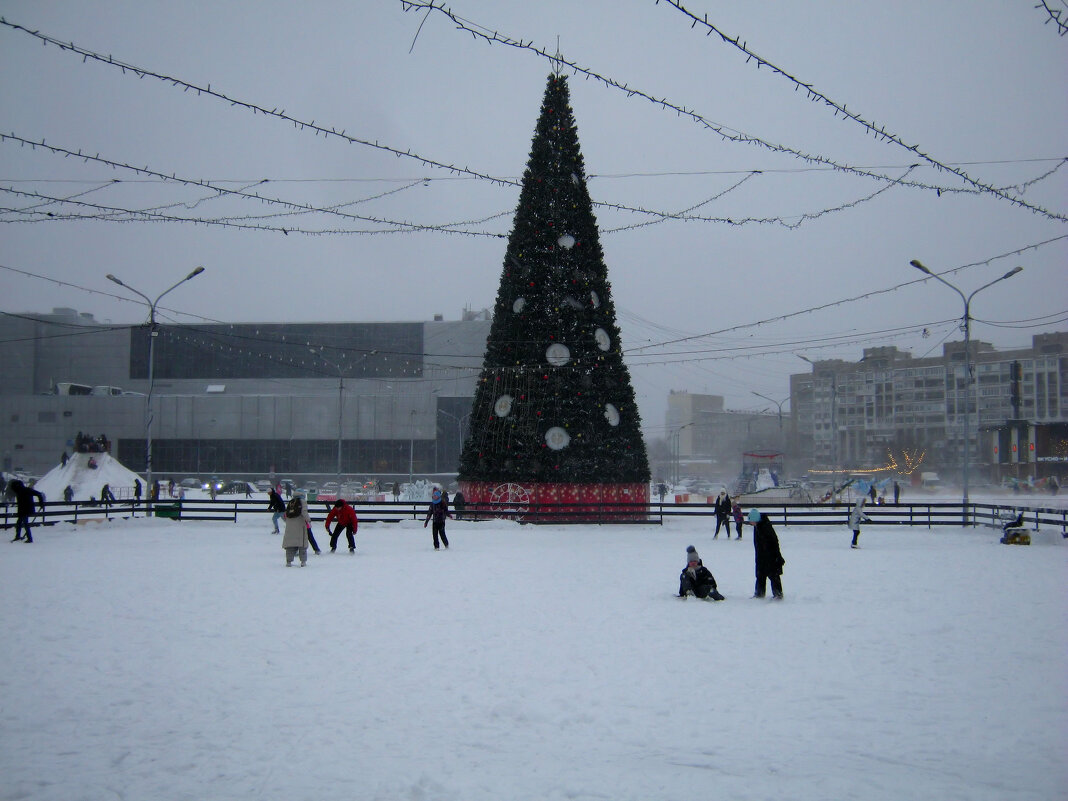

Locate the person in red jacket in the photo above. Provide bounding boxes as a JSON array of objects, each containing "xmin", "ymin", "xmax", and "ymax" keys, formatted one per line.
[{"xmin": 324, "ymin": 499, "xmax": 358, "ymax": 553}]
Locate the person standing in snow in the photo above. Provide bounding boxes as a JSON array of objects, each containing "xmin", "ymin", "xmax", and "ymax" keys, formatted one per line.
[
  {"xmin": 324, "ymin": 498, "xmax": 358, "ymax": 553},
  {"xmin": 849, "ymin": 497, "xmax": 869, "ymax": 549},
  {"xmin": 893, "ymin": 480, "xmax": 901, "ymax": 504},
  {"xmin": 100, "ymin": 483, "xmax": 115, "ymax": 508},
  {"xmin": 423, "ymin": 487, "xmax": 451, "ymax": 549},
  {"xmin": 63, "ymin": 485, "xmax": 74, "ymax": 503},
  {"xmin": 267, "ymin": 487, "xmax": 286, "ymax": 534},
  {"xmin": 8, "ymin": 479, "xmax": 46, "ymax": 543},
  {"xmin": 713, "ymin": 490, "xmax": 732, "ymax": 538},
  {"xmin": 731, "ymin": 501, "xmax": 744, "ymax": 540},
  {"xmin": 678, "ymin": 545, "xmax": 725, "ymax": 600},
  {"xmin": 133, "ymin": 479, "xmax": 142, "ymax": 504},
  {"xmin": 746, "ymin": 508, "xmax": 785, "ymax": 599},
  {"xmin": 281, "ymin": 494, "xmax": 311, "ymax": 567}
]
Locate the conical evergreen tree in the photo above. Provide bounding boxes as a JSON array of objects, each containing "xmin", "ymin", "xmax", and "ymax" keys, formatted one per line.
[{"xmin": 458, "ymin": 74, "xmax": 650, "ymax": 490}]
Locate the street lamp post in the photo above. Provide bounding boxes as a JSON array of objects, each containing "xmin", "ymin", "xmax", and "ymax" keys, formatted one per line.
[
  {"xmin": 310, "ymin": 348, "xmax": 377, "ymax": 488},
  {"xmin": 910, "ymin": 260, "xmax": 1023, "ymax": 516},
  {"xmin": 437, "ymin": 408, "xmax": 471, "ymax": 469},
  {"xmin": 106, "ymin": 266, "xmax": 205, "ymax": 497},
  {"xmin": 752, "ymin": 391, "xmax": 789, "ymax": 435}
]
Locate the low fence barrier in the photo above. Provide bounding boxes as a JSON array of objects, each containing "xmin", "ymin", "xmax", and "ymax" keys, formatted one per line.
[{"xmin": 2, "ymin": 498, "xmax": 1065, "ymax": 535}]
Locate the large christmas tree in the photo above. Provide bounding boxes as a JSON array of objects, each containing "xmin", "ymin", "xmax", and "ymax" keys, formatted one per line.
[{"xmin": 458, "ymin": 73, "xmax": 650, "ymax": 516}]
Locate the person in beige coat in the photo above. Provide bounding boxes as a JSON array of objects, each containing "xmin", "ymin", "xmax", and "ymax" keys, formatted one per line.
[{"xmin": 281, "ymin": 494, "xmax": 312, "ymax": 567}]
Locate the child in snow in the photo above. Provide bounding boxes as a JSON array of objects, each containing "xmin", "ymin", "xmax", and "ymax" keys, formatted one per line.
[
  {"xmin": 423, "ymin": 487, "xmax": 451, "ymax": 549},
  {"xmin": 731, "ymin": 501, "xmax": 744, "ymax": 540},
  {"xmin": 281, "ymin": 494, "xmax": 311, "ymax": 567},
  {"xmin": 848, "ymin": 497, "xmax": 870, "ymax": 549},
  {"xmin": 678, "ymin": 545, "xmax": 725, "ymax": 600}
]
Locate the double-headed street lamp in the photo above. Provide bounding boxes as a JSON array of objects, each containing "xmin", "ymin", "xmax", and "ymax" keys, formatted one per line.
[
  {"xmin": 106, "ymin": 266, "xmax": 205, "ymax": 495},
  {"xmin": 752, "ymin": 391, "xmax": 790, "ymax": 433},
  {"xmin": 909, "ymin": 259, "xmax": 1023, "ymax": 513}
]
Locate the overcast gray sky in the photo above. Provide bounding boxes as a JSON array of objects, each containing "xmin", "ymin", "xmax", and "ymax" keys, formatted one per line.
[{"xmin": 2, "ymin": 0, "xmax": 1065, "ymax": 436}]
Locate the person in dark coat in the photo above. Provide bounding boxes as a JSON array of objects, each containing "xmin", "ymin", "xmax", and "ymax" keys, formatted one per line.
[
  {"xmin": 9, "ymin": 480, "xmax": 46, "ymax": 543},
  {"xmin": 63, "ymin": 485, "xmax": 74, "ymax": 503},
  {"xmin": 746, "ymin": 508, "xmax": 785, "ymax": 599},
  {"xmin": 678, "ymin": 545, "xmax": 725, "ymax": 600},
  {"xmin": 133, "ymin": 479, "xmax": 142, "ymax": 504},
  {"xmin": 101, "ymin": 483, "xmax": 115, "ymax": 507},
  {"xmin": 423, "ymin": 487, "xmax": 451, "ymax": 549},
  {"xmin": 324, "ymin": 499, "xmax": 358, "ymax": 553},
  {"xmin": 453, "ymin": 489, "xmax": 466, "ymax": 520},
  {"xmin": 713, "ymin": 490, "xmax": 732, "ymax": 538},
  {"xmin": 267, "ymin": 488, "xmax": 286, "ymax": 534},
  {"xmin": 893, "ymin": 481, "xmax": 901, "ymax": 504}
]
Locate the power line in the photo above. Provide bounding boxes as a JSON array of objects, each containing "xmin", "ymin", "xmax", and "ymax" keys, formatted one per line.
[{"xmin": 400, "ymin": 2, "xmax": 1067, "ymax": 223}]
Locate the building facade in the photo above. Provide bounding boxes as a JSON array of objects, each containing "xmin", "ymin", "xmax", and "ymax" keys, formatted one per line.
[
  {"xmin": 1, "ymin": 307, "xmax": 491, "ymax": 483},
  {"xmin": 788, "ymin": 332, "xmax": 1067, "ymax": 484}
]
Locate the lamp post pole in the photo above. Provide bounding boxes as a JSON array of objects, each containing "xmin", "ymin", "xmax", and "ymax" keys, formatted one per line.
[
  {"xmin": 910, "ymin": 260, "xmax": 1023, "ymax": 517},
  {"xmin": 310, "ymin": 349, "xmax": 376, "ymax": 488},
  {"xmin": 106, "ymin": 267, "xmax": 205, "ymax": 497},
  {"xmin": 437, "ymin": 408, "xmax": 471, "ymax": 468}
]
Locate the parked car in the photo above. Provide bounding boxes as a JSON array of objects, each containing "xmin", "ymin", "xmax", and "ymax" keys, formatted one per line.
[
  {"xmin": 320, "ymin": 481, "xmax": 340, "ymax": 497},
  {"xmin": 179, "ymin": 477, "xmax": 202, "ymax": 490},
  {"xmin": 254, "ymin": 479, "xmax": 273, "ymax": 492}
]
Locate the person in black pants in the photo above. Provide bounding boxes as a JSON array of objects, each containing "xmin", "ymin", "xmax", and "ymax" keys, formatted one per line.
[
  {"xmin": 678, "ymin": 545, "xmax": 725, "ymax": 600},
  {"xmin": 423, "ymin": 487, "xmax": 451, "ymax": 549},
  {"xmin": 9, "ymin": 480, "xmax": 46, "ymax": 543},
  {"xmin": 746, "ymin": 508, "xmax": 785, "ymax": 599},
  {"xmin": 713, "ymin": 490, "xmax": 732, "ymax": 538}
]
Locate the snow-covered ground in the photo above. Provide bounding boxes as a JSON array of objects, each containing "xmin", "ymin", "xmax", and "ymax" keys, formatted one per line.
[{"xmin": 1, "ymin": 513, "xmax": 1064, "ymax": 801}]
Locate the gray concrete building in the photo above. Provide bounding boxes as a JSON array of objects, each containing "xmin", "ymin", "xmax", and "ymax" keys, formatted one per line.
[
  {"xmin": 789, "ymin": 333, "xmax": 1067, "ymax": 484},
  {"xmin": 1, "ymin": 307, "xmax": 491, "ymax": 483}
]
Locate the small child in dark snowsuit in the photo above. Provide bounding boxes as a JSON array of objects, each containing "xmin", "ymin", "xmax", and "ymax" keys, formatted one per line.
[{"xmin": 678, "ymin": 545, "xmax": 725, "ymax": 600}]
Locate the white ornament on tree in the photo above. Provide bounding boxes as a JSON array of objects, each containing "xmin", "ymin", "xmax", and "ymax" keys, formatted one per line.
[
  {"xmin": 604, "ymin": 403, "xmax": 620, "ymax": 427},
  {"xmin": 494, "ymin": 395, "xmax": 513, "ymax": 417},
  {"xmin": 545, "ymin": 426, "xmax": 571, "ymax": 450},
  {"xmin": 545, "ymin": 343, "xmax": 571, "ymax": 367},
  {"xmin": 594, "ymin": 328, "xmax": 611, "ymax": 351},
  {"xmin": 512, "ymin": 297, "xmax": 526, "ymax": 313},
  {"xmin": 557, "ymin": 234, "xmax": 576, "ymax": 249},
  {"xmin": 589, "ymin": 291, "xmax": 600, "ymax": 309}
]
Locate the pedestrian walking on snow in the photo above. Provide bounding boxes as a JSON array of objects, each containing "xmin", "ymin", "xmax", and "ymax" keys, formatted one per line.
[
  {"xmin": 746, "ymin": 508, "xmax": 785, "ymax": 599},
  {"xmin": 713, "ymin": 490, "xmax": 732, "ymax": 538},
  {"xmin": 8, "ymin": 480, "xmax": 45, "ymax": 543},
  {"xmin": 424, "ymin": 487, "xmax": 451, "ymax": 549},
  {"xmin": 731, "ymin": 501, "xmax": 744, "ymax": 540},
  {"xmin": 267, "ymin": 488, "xmax": 286, "ymax": 534},
  {"xmin": 849, "ymin": 497, "xmax": 870, "ymax": 549},
  {"xmin": 281, "ymin": 495, "xmax": 311, "ymax": 567}
]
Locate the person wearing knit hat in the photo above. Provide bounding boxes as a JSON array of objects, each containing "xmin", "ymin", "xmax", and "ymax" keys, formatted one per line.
[
  {"xmin": 678, "ymin": 545, "xmax": 725, "ymax": 600},
  {"xmin": 745, "ymin": 509, "xmax": 785, "ymax": 599}
]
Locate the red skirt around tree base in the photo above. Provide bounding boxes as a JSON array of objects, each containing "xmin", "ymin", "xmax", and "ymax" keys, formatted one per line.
[{"xmin": 457, "ymin": 481, "xmax": 650, "ymax": 523}]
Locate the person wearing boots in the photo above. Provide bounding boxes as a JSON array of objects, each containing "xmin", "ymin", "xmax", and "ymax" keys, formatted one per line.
[
  {"xmin": 746, "ymin": 508, "xmax": 785, "ymax": 599},
  {"xmin": 423, "ymin": 487, "xmax": 451, "ymax": 549},
  {"xmin": 281, "ymin": 494, "xmax": 311, "ymax": 567},
  {"xmin": 324, "ymin": 498, "xmax": 358, "ymax": 553},
  {"xmin": 713, "ymin": 490, "xmax": 732, "ymax": 538},
  {"xmin": 267, "ymin": 487, "xmax": 286, "ymax": 534},
  {"xmin": 678, "ymin": 545, "xmax": 725, "ymax": 600},
  {"xmin": 731, "ymin": 501, "xmax": 744, "ymax": 540},
  {"xmin": 849, "ymin": 496, "xmax": 870, "ymax": 549},
  {"xmin": 8, "ymin": 479, "xmax": 46, "ymax": 543}
]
